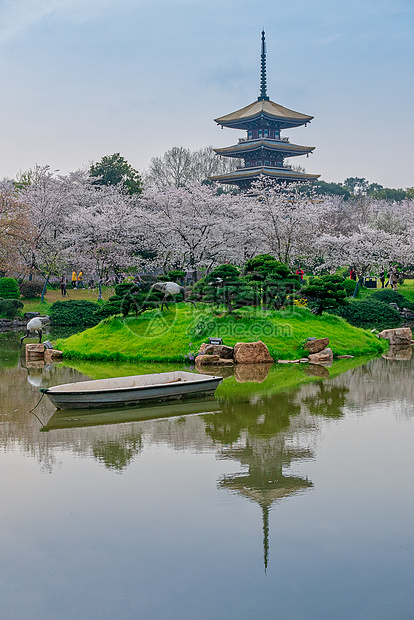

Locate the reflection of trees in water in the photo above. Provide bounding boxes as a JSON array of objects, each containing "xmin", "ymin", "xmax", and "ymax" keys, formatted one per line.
[
  {"xmin": 204, "ymin": 391, "xmax": 301, "ymax": 445},
  {"xmin": 92, "ymin": 434, "xmax": 143, "ymax": 472},
  {"xmin": 301, "ymin": 382, "xmax": 349, "ymax": 419},
  {"xmin": 324, "ymin": 357, "xmax": 414, "ymax": 419}
]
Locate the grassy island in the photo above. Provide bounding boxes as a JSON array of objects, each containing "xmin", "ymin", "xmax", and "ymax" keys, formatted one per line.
[{"xmin": 56, "ymin": 304, "xmax": 387, "ymax": 363}]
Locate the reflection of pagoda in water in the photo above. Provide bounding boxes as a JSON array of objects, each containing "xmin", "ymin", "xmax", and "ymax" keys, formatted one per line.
[
  {"xmin": 218, "ymin": 435, "xmax": 313, "ymax": 571},
  {"xmin": 205, "ymin": 389, "xmax": 315, "ymax": 571},
  {"xmin": 209, "ymin": 31, "xmax": 319, "ymax": 190}
]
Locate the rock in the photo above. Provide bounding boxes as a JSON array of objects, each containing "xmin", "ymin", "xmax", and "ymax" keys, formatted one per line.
[
  {"xmin": 195, "ymin": 355, "xmax": 233, "ymax": 366},
  {"xmin": 378, "ymin": 327, "xmax": 413, "ymax": 345},
  {"xmin": 299, "ymin": 358, "xmax": 309, "ymax": 363},
  {"xmin": 336, "ymin": 355, "xmax": 354, "ymax": 359},
  {"xmin": 308, "ymin": 347, "xmax": 334, "ymax": 366},
  {"xmin": 44, "ymin": 349, "xmax": 63, "ymax": 363},
  {"xmin": 304, "ymin": 337, "xmax": 329, "ymax": 353},
  {"xmin": 233, "ymin": 341, "xmax": 274, "ymax": 364},
  {"xmin": 197, "ymin": 343, "xmax": 234, "ymax": 359},
  {"xmin": 382, "ymin": 346, "xmax": 412, "ymax": 361},
  {"xmin": 24, "ymin": 312, "xmax": 40, "ymax": 320},
  {"xmin": 195, "ymin": 354, "xmax": 220, "ymax": 365},
  {"xmin": 277, "ymin": 359, "xmax": 301, "ymax": 364},
  {"xmin": 234, "ymin": 363, "xmax": 271, "ymax": 383},
  {"xmin": 25, "ymin": 343, "xmax": 44, "ymax": 360}
]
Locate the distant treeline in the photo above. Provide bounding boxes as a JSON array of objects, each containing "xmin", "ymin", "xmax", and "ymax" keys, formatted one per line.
[{"xmin": 311, "ymin": 177, "xmax": 413, "ymax": 201}]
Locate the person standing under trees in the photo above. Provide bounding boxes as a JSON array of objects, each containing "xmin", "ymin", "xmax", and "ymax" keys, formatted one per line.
[
  {"xmin": 296, "ymin": 268, "xmax": 304, "ymax": 282},
  {"xmin": 390, "ymin": 269, "xmax": 399, "ymax": 291},
  {"xmin": 77, "ymin": 270, "xmax": 84, "ymax": 288},
  {"xmin": 379, "ymin": 271, "xmax": 385, "ymax": 288},
  {"xmin": 60, "ymin": 274, "xmax": 68, "ymax": 296},
  {"xmin": 72, "ymin": 270, "xmax": 77, "ymax": 289}
]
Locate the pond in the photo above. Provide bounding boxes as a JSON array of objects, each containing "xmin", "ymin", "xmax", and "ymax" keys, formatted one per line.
[{"xmin": 0, "ymin": 333, "xmax": 414, "ymax": 619}]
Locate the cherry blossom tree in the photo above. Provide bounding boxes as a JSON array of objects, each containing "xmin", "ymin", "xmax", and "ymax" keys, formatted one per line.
[
  {"xmin": 0, "ymin": 180, "xmax": 31, "ymax": 273},
  {"xmin": 140, "ymin": 184, "xmax": 244, "ymax": 278},
  {"xmin": 64, "ymin": 184, "xmax": 148, "ymax": 280},
  {"xmin": 242, "ymin": 179, "xmax": 327, "ymax": 268},
  {"xmin": 145, "ymin": 146, "xmax": 241, "ymax": 189}
]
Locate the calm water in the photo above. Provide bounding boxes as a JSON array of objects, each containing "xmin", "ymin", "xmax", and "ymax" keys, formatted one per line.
[{"xmin": 0, "ymin": 333, "xmax": 414, "ymax": 619}]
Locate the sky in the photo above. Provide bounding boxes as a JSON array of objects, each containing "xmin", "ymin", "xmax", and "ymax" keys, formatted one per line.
[{"xmin": 0, "ymin": 0, "xmax": 413, "ymax": 187}]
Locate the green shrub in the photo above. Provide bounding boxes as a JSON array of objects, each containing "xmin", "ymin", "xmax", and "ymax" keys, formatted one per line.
[
  {"xmin": 0, "ymin": 278, "xmax": 20, "ymax": 299},
  {"xmin": 0, "ymin": 298, "xmax": 24, "ymax": 319},
  {"xmin": 300, "ymin": 275, "xmax": 348, "ymax": 314},
  {"xmin": 371, "ymin": 288, "xmax": 414, "ymax": 310},
  {"xmin": 94, "ymin": 284, "xmax": 164, "ymax": 320},
  {"xmin": 245, "ymin": 254, "xmax": 291, "ymax": 281},
  {"xmin": 20, "ymin": 279, "xmax": 44, "ymax": 299},
  {"xmin": 157, "ymin": 269, "xmax": 186, "ymax": 283},
  {"xmin": 49, "ymin": 300, "xmax": 100, "ymax": 326},
  {"xmin": 343, "ymin": 278, "xmax": 358, "ymax": 297},
  {"xmin": 335, "ymin": 299, "xmax": 401, "ymax": 330}
]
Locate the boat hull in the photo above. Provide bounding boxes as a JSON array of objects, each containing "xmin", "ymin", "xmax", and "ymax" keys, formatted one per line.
[{"xmin": 42, "ymin": 371, "xmax": 223, "ymax": 410}]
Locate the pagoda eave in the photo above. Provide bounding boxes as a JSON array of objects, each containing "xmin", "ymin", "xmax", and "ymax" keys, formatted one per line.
[
  {"xmin": 215, "ymin": 116, "xmax": 312, "ymax": 131},
  {"xmin": 209, "ymin": 167, "xmax": 320, "ymax": 185},
  {"xmin": 214, "ymin": 140, "xmax": 315, "ymax": 159}
]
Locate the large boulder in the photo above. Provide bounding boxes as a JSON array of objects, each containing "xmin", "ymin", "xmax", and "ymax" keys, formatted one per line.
[
  {"xmin": 308, "ymin": 347, "xmax": 333, "ymax": 366},
  {"xmin": 197, "ymin": 343, "xmax": 234, "ymax": 359},
  {"xmin": 304, "ymin": 337, "xmax": 329, "ymax": 353},
  {"xmin": 378, "ymin": 327, "xmax": 412, "ymax": 345},
  {"xmin": 44, "ymin": 349, "xmax": 63, "ymax": 364},
  {"xmin": 25, "ymin": 343, "xmax": 44, "ymax": 360},
  {"xmin": 233, "ymin": 341, "xmax": 274, "ymax": 364},
  {"xmin": 195, "ymin": 355, "xmax": 233, "ymax": 366}
]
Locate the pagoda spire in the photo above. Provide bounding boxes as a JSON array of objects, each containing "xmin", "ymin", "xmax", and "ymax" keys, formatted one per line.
[{"xmin": 258, "ymin": 30, "xmax": 269, "ymax": 101}]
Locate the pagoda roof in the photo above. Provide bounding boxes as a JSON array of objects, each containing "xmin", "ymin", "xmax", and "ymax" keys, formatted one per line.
[
  {"xmin": 214, "ymin": 99, "xmax": 313, "ymax": 130},
  {"xmin": 214, "ymin": 139, "xmax": 315, "ymax": 158},
  {"xmin": 209, "ymin": 166, "xmax": 320, "ymax": 185}
]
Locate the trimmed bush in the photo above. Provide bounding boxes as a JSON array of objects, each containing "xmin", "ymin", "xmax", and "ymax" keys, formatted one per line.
[
  {"xmin": 343, "ymin": 278, "xmax": 358, "ymax": 297},
  {"xmin": 49, "ymin": 300, "xmax": 100, "ymax": 326},
  {"xmin": 0, "ymin": 298, "xmax": 24, "ymax": 319},
  {"xmin": 94, "ymin": 283, "xmax": 165, "ymax": 320},
  {"xmin": 300, "ymin": 275, "xmax": 348, "ymax": 314},
  {"xmin": 335, "ymin": 299, "xmax": 401, "ymax": 330},
  {"xmin": 0, "ymin": 278, "xmax": 20, "ymax": 299},
  {"xmin": 245, "ymin": 254, "xmax": 291, "ymax": 281},
  {"xmin": 20, "ymin": 279, "xmax": 44, "ymax": 299},
  {"xmin": 371, "ymin": 288, "xmax": 414, "ymax": 310}
]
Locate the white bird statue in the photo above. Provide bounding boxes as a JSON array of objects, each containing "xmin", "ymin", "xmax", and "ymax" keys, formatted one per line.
[
  {"xmin": 150, "ymin": 282, "xmax": 196, "ymax": 310},
  {"xmin": 20, "ymin": 316, "xmax": 50, "ymax": 347}
]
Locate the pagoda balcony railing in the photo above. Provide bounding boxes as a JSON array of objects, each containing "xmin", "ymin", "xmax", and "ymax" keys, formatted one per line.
[
  {"xmin": 236, "ymin": 163, "xmax": 294, "ymax": 170},
  {"xmin": 237, "ymin": 136, "xmax": 290, "ymax": 143}
]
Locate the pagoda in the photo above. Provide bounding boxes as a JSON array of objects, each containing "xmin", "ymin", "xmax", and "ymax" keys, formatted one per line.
[{"xmin": 209, "ymin": 31, "xmax": 319, "ymax": 189}]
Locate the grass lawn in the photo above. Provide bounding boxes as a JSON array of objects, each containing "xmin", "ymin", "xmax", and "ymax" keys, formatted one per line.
[
  {"xmin": 21, "ymin": 285, "xmax": 113, "ymax": 314},
  {"xmin": 56, "ymin": 304, "xmax": 387, "ymax": 363}
]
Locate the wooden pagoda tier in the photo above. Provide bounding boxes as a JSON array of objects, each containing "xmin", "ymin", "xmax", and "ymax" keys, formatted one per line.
[
  {"xmin": 209, "ymin": 164, "xmax": 319, "ymax": 190},
  {"xmin": 210, "ymin": 31, "xmax": 319, "ymax": 189}
]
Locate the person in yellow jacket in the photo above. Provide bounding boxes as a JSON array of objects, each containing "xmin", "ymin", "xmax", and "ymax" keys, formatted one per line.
[
  {"xmin": 77, "ymin": 270, "xmax": 84, "ymax": 288},
  {"xmin": 72, "ymin": 270, "xmax": 77, "ymax": 289}
]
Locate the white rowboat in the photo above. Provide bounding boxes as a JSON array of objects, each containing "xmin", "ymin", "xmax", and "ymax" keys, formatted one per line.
[{"xmin": 41, "ymin": 371, "xmax": 223, "ymax": 410}]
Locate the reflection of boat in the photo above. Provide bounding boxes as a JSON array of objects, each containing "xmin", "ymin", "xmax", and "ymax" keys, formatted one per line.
[
  {"xmin": 41, "ymin": 371, "xmax": 223, "ymax": 410},
  {"xmin": 42, "ymin": 398, "xmax": 221, "ymax": 431}
]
